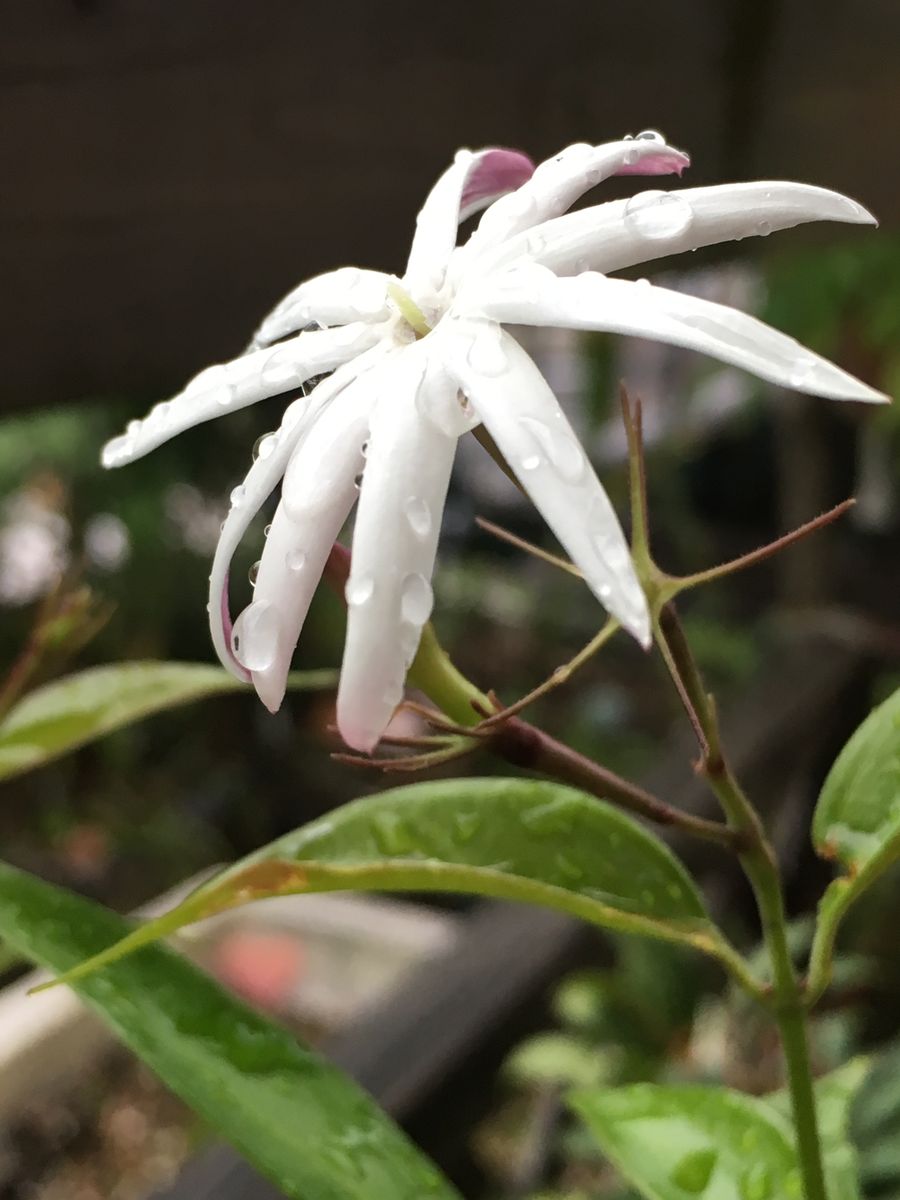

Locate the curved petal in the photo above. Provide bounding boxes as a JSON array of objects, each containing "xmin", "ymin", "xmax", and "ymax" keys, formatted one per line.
[
  {"xmin": 475, "ymin": 182, "xmax": 877, "ymax": 280},
  {"xmin": 102, "ymin": 322, "xmax": 384, "ymax": 468},
  {"xmin": 403, "ymin": 148, "xmax": 534, "ymax": 301},
  {"xmin": 440, "ymin": 321, "xmax": 650, "ymax": 644},
  {"xmin": 207, "ymin": 345, "xmax": 388, "ymax": 680},
  {"xmin": 468, "ymin": 268, "xmax": 888, "ymax": 403},
  {"xmin": 337, "ymin": 349, "xmax": 457, "ymax": 752},
  {"xmin": 249, "ymin": 268, "xmax": 393, "ymax": 350},
  {"xmin": 457, "ymin": 136, "xmax": 689, "ymax": 269}
]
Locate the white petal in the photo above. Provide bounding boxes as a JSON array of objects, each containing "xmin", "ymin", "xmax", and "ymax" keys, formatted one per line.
[
  {"xmin": 102, "ymin": 322, "xmax": 383, "ymax": 468},
  {"xmin": 457, "ymin": 136, "xmax": 689, "ymax": 270},
  {"xmin": 337, "ymin": 349, "xmax": 457, "ymax": 752},
  {"xmin": 469, "ymin": 269, "xmax": 888, "ymax": 404},
  {"xmin": 477, "ymin": 182, "xmax": 877, "ymax": 280},
  {"xmin": 250, "ymin": 268, "xmax": 392, "ymax": 349},
  {"xmin": 403, "ymin": 148, "xmax": 533, "ymax": 302},
  {"xmin": 440, "ymin": 321, "xmax": 650, "ymax": 644},
  {"xmin": 208, "ymin": 346, "xmax": 387, "ymax": 680}
]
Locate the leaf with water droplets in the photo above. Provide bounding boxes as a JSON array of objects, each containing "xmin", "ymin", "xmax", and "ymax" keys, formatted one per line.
[
  {"xmin": 0, "ymin": 662, "xmax": 336, "ymax": 782},
  {"xmin": 0, "ymin": 862, "xmax": 458, "ymax": 1200},
  {"xmin": 42, "ymin": 779, "xmax": 715, "ymax": 990},
  {"xmin": 571, "ymin": 1083, "xmax": 801, "ymax": 1200}
]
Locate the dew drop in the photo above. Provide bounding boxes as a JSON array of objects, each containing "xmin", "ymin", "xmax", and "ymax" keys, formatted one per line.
[
  {"xmin": 466, "ymin": 333, "xmax": 508, "ymax": 378},
  {"xmin": 360, "ymin": 439, "xmax": 370, "ymax": 458},
  {"xmin": 520, "ymin": 799, "xmax": 575, "ymax": 836},
  {"xmin": 521, "ymin": 452, "xmax": 541, "ymax": 471},
  {"xmin": 670, "ymin": 1147, "xmax": 717, "ymax": 1193},
  {"xmin": 401, "ymin": 573, "xmax": 434, "ymax": 625},
  {"xmin": 403, "ymin": 496, "xmax": 432, "ymax": 538},
  {"xmin": 262, "ymin": 346, "xmax": 305, "ymax": 388},
  {"xmin": 789, "ymin": 356, "xmax": 818, "ymax": 389},
  {"xmin": 253, "ymin": 432, "xmax": 278, "ymax": 461},
  {"xmin": 286, "ymin": 548, "xmax": 306, "ymax": 572},
  {"xmin": 637, "ymin": 128, "xmax": 666, "ymax": 142},
  {"xmin": 230, "ymin": 485, "xmax": 246, "ymax": 507},
  {"xmin": 519, "ymin": 416, "xmax": 585, "ymax": 483},
  {"xmin": 248, "ymin": 559, "xmax": 260, "ymax": 587},
  {"xmin": 126, "ymin": 419, "xmax": 141, "ymax": 436},
  {"xmin": 453, "ymin": 810, "xmax": 482, "ymax": 844},
  {"xmin": 555, "ymin": 853, "xmax": 584, "ymax": 883},
  {"xmin": 624, "ymin": 147, "xmax": 639, "ymax": 166},
  {"xmin": 345, "ymin": 574, "xmax": 375, "ymax": 606},
  {"xmin": 372, "ymin": 811, "xmax": 415, "ymax": 856},
  {"xmin": 640, "ymin": 888, "xmax": 656, "ymax": 908},
  {"xmin": 263, "ymin": 523, "xmax": 272, "ymax": 538},
  {"xmin": 231, "ymin": 601, "xmax": 279, "ymax": 671},
  {"xmin": 353, "ymin": 472, "xmax": 364, "ymax": 490},
  {"xmin": 623, "ymin": 190, "xmax": 694, "ymax": 239},
  {"xmin": 757, "ymin": 218, "xmax": 772, "ymax": 236}
]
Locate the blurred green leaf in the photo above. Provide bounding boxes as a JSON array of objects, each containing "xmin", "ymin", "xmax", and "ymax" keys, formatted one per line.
[
  {"xmin": 809, "ymin": 687, "xmax": 900, "ymax": 998},
  {"xmin": 0, "ymin": 662, "xmax": 336, "ymax": 781},
  {"xmin": 570, "ymin": 1082, "xmax": 801, "ymax": 1199},
  {"xmin": 505, "ymin": 1032, "xmax": 615, "ymax": 1089},
  {"xmin": 0, "ymin": 861, "xmax": 457, "ymax": 1200},
  {"xmin": 40, "ymin": 779, "xmax": 719, "ymax": 991}
]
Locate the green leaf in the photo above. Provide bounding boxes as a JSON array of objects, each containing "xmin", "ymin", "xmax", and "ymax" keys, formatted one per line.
[
  {"xmin": 0, "ymin": 662, "xmax": 336, "ymax": 781},
  {"xmin": 0, "ymin": 861, "xmax": 457, "ymax": 1200},
  {"xmin": 570, "ymin": 1082, "xmax": 802, "ymax": 1199},
  {"xmin": 41, "ymin": 779, "xmax": 720, "ymax": 992},
  {"xmin": 504, "ymin": 1032, "xmax": 615, "ymax": 1089},
  {"xmin": 809, "ymin": 687, "xmax": 900, "ymax": 999}
]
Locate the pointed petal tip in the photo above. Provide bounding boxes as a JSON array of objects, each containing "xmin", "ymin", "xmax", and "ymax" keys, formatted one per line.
[
  {"xmin": 336, "ymin": 715, "xmax": 382, "ymax": 756},
  {"xmin": 252, "ymin": 673, "xmax": 286, "ymax": 714}
]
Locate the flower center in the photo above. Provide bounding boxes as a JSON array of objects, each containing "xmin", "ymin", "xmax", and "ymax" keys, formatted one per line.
[{"xmin": 387, "ymin": 281, "xmax": 433, "ymax": 338}]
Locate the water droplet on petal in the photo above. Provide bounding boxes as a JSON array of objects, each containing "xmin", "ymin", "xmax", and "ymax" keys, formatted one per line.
[
  {"xmin": 453, "ymin": 810, "xmax": 482, "ymax": 843},
  {"xmin": 637, "ymin": 128, "xmax": 666, "ymax": 142},
  {"xmin": 248, "ymin": 559, "xmax": 260, "ymax": 586},
  {"xmin": 263, "ymin": 523, "xmax": 272, "ymax": 538},
  {"xmin": 466, "ymin": 332, "xmax": 508, "ymax": 378},
  {"xmin": 230, "ymin": 485, "xmax": 246, "ymax": 507},
  {"xmin": 286, "ymin": 548, "xmax": 306, "ymax": 572},
  {"xmin": 262, "ymin": 345, "xmax": 305, "ymax": 388},
  {"xmin": 670, "ymin": 1147, "xmax": 717, "ymax": 1193},
  {"xmin": 403, "ymin": 496, "xmax": 432, "ymax": 538},
  {"xmin": 521, "ymin": 452, "xmax": 541, "ymax": 471},
  {"xmin": 372, "ymin": 811, "xmax": 415, "ymax": 856},
  {"xmin": 519, "ymin": 416, "xmax": 585, "ymax": 483},
  {"xmin": 253, "ymin": 432, "xmax": 278, "ymax": 461},
  {"xmin": 623, "ymin": 190, "xmax": 694, "ymax": 239},
  {"xmin": 789, "ymin": 356, "xmax": 818, "ymax": 389},
  {"xmin": 623, "ymin": 147, "xmax": 639, "ymax": 166},
  {"xmin": 623, "ymin": 132, "xmax": 635, "ymax": 141},
  {"xmin": 401, "ymin": 573, "xmax": 434, "ymax": 625},
  {"xmin": 231, "ymin": 601, "xmax": 279, "ymax": 671},
  {"xmin": 554, "ymin": 853, "xmax": 583, "ymax": 883},
  {"xmin": 345, "ymin": 574, "xmax": 375, "ymax": 606},
  {"xmin": 353, "ymin": 472, "xmax": 364, "ymax": 490},
  {"xmin": 126, "ymin": 419, "xmax": 141, "ymax": 436},
  {"xmin": 757, "ymin": 218, "xmax": 772, "ymax": 236}
]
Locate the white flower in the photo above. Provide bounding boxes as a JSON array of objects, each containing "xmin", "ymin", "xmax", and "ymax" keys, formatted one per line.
[{"xmin": 102, "ymin": 134, "xmax": 886, "ymax": 752}]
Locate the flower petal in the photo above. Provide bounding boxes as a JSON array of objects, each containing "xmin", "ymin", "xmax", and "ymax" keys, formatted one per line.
[
  {"xmin": 337, "ymin": 349, "xmax": 457, "ymax": 753},
  {"xmin": 441, "ymin": 321, "xmax": 650, "ymax": 644},
  {"xmin": 102, "ymin": 322, "xmax": 383, "ymax": 469},
  {"xmin": 478, "ymin": 182, "xmax": 877, "ymax": 280},
  {"xmin": 403, "ymin": 148, "xmax": 534, "ymax": 301},
  {"xmin": 459, "ymin": 136, "xmax": 689, "ymax": 265},
  {"xmin": 249, "ymin": 268, "xmax": 393, "ymax": 350},
  {"xmin": 469, "ymin": 268, "xmax": 888, "ymax": 404},
  {"xmin": 207, "ymin": 346, "xmax": 387, "ymax": 680}
]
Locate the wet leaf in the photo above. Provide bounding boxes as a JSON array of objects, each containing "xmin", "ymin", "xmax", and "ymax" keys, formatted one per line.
[
  {"xmin": 41, "ymin": 778, "xmax": 716, "ymax": 991},
  {"xmin": 0, "ymin": 862, "xmax": 456, "ymax": 1200},
  {"xmin": 0, "ymin": 662, "xmax": 335, "ymax": 780}
]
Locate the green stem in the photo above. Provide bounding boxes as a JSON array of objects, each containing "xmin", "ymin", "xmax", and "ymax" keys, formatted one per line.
[{"xmin": 655, "ymin": 603, "xmax": 827, "ymax": 1200}]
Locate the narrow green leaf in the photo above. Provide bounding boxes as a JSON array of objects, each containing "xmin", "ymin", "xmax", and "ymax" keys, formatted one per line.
[
  {"xmin": 809, "ymin": 687, "xmax": 900, "ymax": 999},
  {"xmin": 0, "ymin": 862, "xmax": 457, "ymax": 1200},
  {"xmin": 41, "ymin": 779, "xmax": 723, "ymax": 992},
  {"xmin": 570, "ymin": 1082, "xmax": 802, "ymax": 1199},
  {"xmin": 0, "ymin": 662, "xmax": 336, "ymax": 781}
]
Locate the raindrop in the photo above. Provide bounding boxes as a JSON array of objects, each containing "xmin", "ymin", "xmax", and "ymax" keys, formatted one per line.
[
  {"xmin": 229, "ymin": 485, "xmax": 246, "ymax": 507},
  {"xmin": 739, "ymin": 1164, "xmax": 773, "ymax": 1200},
  {"xmin": 345, "ymin": 574, "xmax": 375, "ymax": 606},
  {"xmin": 757, "ymin": 219, "xmax": 772, "ymax": 236},
  {"xmin": 360, "ymin": 439, "xmax": 370, "ymax": 458},
  {"xmin": 667, "ymin": 882, "xmax": 683, "ymax": 901},
  {"xmin": 636, "ymin": 128, "xmax": 666, "ymax": 142},
  {"xmin": 231, "ymin": 601, "xmax": 279, "ymax": 672},
  {"xmin": 253, "ymin": 432, "xmax": 278, "ymax": 461},
  {"xmin": 401, "ymin": 573, "xmax": 434, "ymax": 624},
  {"xmin": 263, "ymin": 523, "xmax": 272, "ymax": 538},
  {"xmin": 403, "ymin": 496, "xmax": 432, "ymax": 538},
  {"xmin": 286, "ymin": 548, "xmax": 306, "ymax": 572},
  {"xmin": 248, "ymin": 559, "xmax": 260, "ymax": 587},
  {"xmin": 453, "ymin": 810, "xmax": 482, "ymax": 844},
  {"xmin": 213, "ymin": 384, "xmax": 236, "ymax": 407},
  {"xmin": 262, "ymin": 346, "xmax": 305, "ymax": 388},
  {"xmin": 466, "ymin": 333, "xmax": 508, "ymax": 378},
  {"xmin": 520, "ymin": 799, "xmax": 575, "ymax": 836},
  {"xmin": 371, "ymin": 811, "xmax": 415, "ymax": 857},
  {"xmin": 519, "ymin": 416, "xmax": 585, "ymax": 483},
  {"xmin": 669, "ymin": 1147, "xmax": 717, "ymax": 1193},
  {"xmin": 521, "ymin": 452, "xmax": 541, "ymax": 471},
  {"xmin": 353, "ymin": 472, "xmax": 364, "ymax": 490},
  {"xmin": 623, "ymin": 132, "xmax": 635, "ymax": 141},
  {"xmin": 789, "ymin": 356, "xmax": 818, "ymax": 389},
  {"xmin": 149, "ymin": 401, "xmax": 171, "ymax": 426},
  {"xmin": 554, "ymin": 853, "xmax": 584, "ymax": 883},
  {"xmin": 623, "ymin": 190, "xmax": 694, "ymax": 239},
  {"xmin": 624, "ymin": 147, "xmax": 639, "ymax": 166},
  {"xmin": 598, "ymin": 583, "xmax": 612, "ymax": 600},
  {"xmin": 641, "ymin": 888, "xmax": 656, "ymax": 908},
  {"xmin": 126, "ymin": 419, "xmax": 141, "ymax": 436}
]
